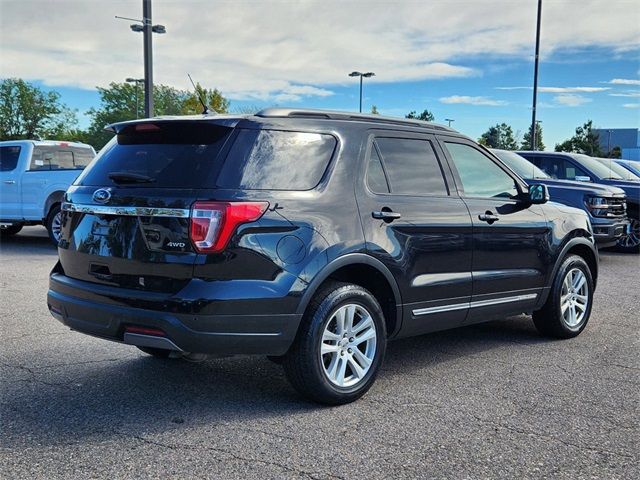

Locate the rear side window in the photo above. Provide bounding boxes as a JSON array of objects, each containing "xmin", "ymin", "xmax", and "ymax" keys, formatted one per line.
[
  {"xmin": 217, "ymin": 129, "xmax": 336, "ymax": 190},
  {"xmin": 0, "ymin": 146, "xmax": 21, "ymax": 171},
  {"xmin": 75, "ymin": 122, "xmax": 233, "ymax": 188},
  {"xmin": 374, "ymin": 137, "xmax": 447, "ymax": 196}
]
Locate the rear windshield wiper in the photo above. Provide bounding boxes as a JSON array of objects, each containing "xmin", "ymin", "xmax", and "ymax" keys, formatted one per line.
[{"xmin": 108, "ymin": 172, "xmax": 156, "ymax": 184}]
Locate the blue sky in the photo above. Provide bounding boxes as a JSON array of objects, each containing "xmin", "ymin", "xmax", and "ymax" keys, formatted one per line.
[{"xmin": 3, "ymin": 1, "xmax": 639, "ymax": 149}]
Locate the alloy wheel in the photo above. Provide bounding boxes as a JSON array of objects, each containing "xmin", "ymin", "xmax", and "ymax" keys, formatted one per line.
[
  {"xmin": 51, "ymin": 211, "xmax": 63, "ymax": 242},
  {"xmin": 617, "ymin": 219, "xmax": 640, "ymax": 249},
  {"xmin": 320, "ymin": 304, "xmax": 377, "ymax": 387},
  {"xmin": 560, "ymin": 268, "xmax": 589, "ymax": 328}
]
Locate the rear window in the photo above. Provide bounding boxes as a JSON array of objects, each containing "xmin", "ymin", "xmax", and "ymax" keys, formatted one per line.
[
  {"xmin": 75, "ymin": 122, "xmax": 233, "ymax": 188},
  {"xmin": 30, "ymin": 146, "xmax": 95, "ymax": 170},
  {"xmin": 0, "ymin": 146, "xmax": 21, "ymax": 171},
  {"xmin": 217, "ymin": 129, "xmax": 336, "ymax": 190}
]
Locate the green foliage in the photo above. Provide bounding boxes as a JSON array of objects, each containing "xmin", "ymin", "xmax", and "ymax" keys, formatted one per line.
[
  {"xmin": 370, "ymin": 105, "xmax": 380, "ymax": 115},
  {"xmin": 610, "ymin": 146, "xmax": 622, "ymax": 159},
  {"xmin": 405, "ymin": 109, "xmax": 435, "ymax": 122},
  {"xmin": 0, "ymin": 78, "xmax": 78, "ymax": 140},
  {"xmin": 84, "ymin": 82, "xmax": 231, "ymax": 149},
  {"xmin": 521, "ymin": 124, "xmax": 546, "ymax": 151},
  {"xmin": 478, "ymin": 123, "xmax": 518, "ymax": 150},
  {"xmin": 554, "ymin": 120, "xmax": 603, "ymax": 156}
]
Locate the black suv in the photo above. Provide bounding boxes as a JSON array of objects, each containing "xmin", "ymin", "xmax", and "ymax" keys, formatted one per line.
[{"xmin": 48, "ymin": 109, "xmax": 598, "ymax": 404}]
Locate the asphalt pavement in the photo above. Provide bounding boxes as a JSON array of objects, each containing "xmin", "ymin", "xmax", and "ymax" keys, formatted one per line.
[{"xmin": 1, "ymin": 227, "xmax": 638, "ymax": 479}]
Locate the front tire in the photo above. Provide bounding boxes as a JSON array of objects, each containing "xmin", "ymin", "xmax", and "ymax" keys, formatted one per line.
[
  {"xmin": 283, "ymin": 281, "xmax": 387, "ymax": 405},
  {"xmin": 616, "ymin": 219, "xmax": 640, "ymax": 253},
  {"xmin": 533, "ymin": 255, "xmax": 594, "ymax": 339},
  {"xmin": 46, "ymin": 204, "xmax": 62, "ymax": 246}
]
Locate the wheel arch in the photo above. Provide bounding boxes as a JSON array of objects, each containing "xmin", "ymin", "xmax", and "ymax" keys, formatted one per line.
[
  {"xmin": 43, "ymin": 190, "xmax": 65, "ymax": 221},
  {"xmin": 295, "ymin": 253, "xmax": 403, "ymax": 338}
]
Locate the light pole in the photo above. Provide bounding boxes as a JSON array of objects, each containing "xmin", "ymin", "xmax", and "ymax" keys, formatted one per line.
[
  {"xmin": 607, "ymin": 129, "xmax": 612, "ymax": 157},
  {"xmin": 126, "ymin": 78, "xmax": 144, "ymax": 118},
  {"xmin": 530, "ymin": 0, "xmax": 542, "ymax": 150},
  {"xmin": 349, "ymin": 71, "xmax": 375, "ymax": 113},
  {"xmin": 445, "ymin": 118, "xmax": 455, "ymax": 127},
  {"xmin": 117, "ymin": 0, "xmax": 166, "ymax": 118}
]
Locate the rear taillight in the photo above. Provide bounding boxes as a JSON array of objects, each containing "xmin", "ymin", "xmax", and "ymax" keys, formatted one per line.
[{"xmin": 189, "ymin": 201, "xmax": 269, "ymax": 253}]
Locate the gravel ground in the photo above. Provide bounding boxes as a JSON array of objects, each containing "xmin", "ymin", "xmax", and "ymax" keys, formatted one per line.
[{"xmin": 1, "ymin": 227, "xmax": 638, "ymax": 479}]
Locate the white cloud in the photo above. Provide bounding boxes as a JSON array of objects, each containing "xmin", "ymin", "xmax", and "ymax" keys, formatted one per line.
[
  {"xmin": 608, "ymin": 79, "xmax": 640, "ymax": 85},
  {"xmin": 553, "ymin": 94, "xmax": 592, "ymax": 107},
  {"xmin": 0, "ymin": 1, "xmax": 638, "ymax": 101},
  {"xmin": 609, "ymin": 92, "xmax": 640, "ymax": 97},
  {"xmin": 623, "ymin": 103, "xmax": 640, "ymax": 109},
  {"xmin": 439, "ymin": 96, "xmax": 507, "ymax": 106},
  {"xmin": 496, "ymin": 86, "xmax": 609, "ymax": 93}
]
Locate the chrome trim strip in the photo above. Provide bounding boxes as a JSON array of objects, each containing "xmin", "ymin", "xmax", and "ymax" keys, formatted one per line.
[
  {"xmin": 412, "ymin": 293, "xmax": 538, "ymax": 317},
  {"xmin": 62, "ymin": 202, "xmax": 190, "ymax": 218},
  {"xmin": 412, "ymin": 272, "xmax": 472, "ymax": 288}
]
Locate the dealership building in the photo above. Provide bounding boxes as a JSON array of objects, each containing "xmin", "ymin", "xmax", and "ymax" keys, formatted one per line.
[{"xmin": 594, "ymin": 128, "xmax": 640, "ymax": 160}]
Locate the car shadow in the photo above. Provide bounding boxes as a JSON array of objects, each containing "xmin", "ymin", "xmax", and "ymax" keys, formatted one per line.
[
  {"xmin": 2, "ymin": 314, "xmax": 546, "ymax": 447},
  {"xmin": 0, "ymin": 227, "xmax": 56, "ymax": 255}
]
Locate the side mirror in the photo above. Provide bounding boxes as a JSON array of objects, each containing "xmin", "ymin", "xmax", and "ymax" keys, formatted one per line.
[{"xmin": 528, "ymin": 183, "xmax": 549, "ymax": 204}]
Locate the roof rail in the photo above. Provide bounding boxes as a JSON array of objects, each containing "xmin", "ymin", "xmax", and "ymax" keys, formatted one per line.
[{"xmin": 255, "ymin": 108, "xmax": 453, "ymax": 132}]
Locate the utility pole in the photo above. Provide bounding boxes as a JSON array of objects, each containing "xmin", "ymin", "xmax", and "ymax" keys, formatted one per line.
[
  {"xmin": 530, "ymin": 0, "xmax": 542, "ymax": 150},
  {"xmin": 142, "ymin": 0, "xmax": 153, "ymax": 118}
]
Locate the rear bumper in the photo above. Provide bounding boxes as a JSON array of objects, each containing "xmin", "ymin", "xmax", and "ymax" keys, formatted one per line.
[
  {"xmin": 47, "ymin": 274, "xmax": 302, "ymax": 355},
  {"xmin": 591, "ymin": 219, "xmax": 629, "ymax": 248}
]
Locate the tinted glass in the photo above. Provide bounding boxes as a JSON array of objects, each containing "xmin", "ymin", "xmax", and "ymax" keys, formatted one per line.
[
  {"xmin": 445, "ymin": 142, "xmax": 518, "ymax": 198},
  {"xmin": 72, "ymin": 147, "xmax": 94, "ymax": 168},
  {"xmin": 0, "ymin": 146, "xmax": 21, "ymax": 171},
  {"xmin": 595, "ymin": 158, "xmax": 639, "ymax": 181},
  {"xmin": 30, "ymin": 148, "xmax": 51, "ymax": 170},
  {"xmin": 366, "ymin": 146, "xmax": 390, "ymax": 193},
  {"xmin": 375, "ymin": 137, "xmax": 447, "ymax": 195},
  {"xmin": 536, "ymin": 156, "xmax": 589, "ymax": 181},
  {"xmin": 51, "ymin": 151, "xmax": 74, "ymax": 169},
  {"xmin": 569, "ymin": 153, "xmax": 623, "ymax": 180},
  {"xmin": 218, "ymin": 129, "xmax": 336, "ymax": 190},
  {"xmin": 75, "ymin": 122, "xmax": 233, "ymax": 188},
  {"xmin": 491, "ymin": 149, "xmax": 549, "ymax": 179}
]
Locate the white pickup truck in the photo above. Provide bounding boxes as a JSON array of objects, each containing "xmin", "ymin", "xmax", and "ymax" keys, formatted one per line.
[{"xmin": 0, "ymin": 140, "xmax": 95, "ymax": 244}]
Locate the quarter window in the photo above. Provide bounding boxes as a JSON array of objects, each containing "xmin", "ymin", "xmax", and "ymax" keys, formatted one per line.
[
  {"xmin": 373, "ymin": 137, "xmax": 448, "ymax": 196},
  {"xmin": 366, "ymin": 146, "xmax": 390, "ymax": 193},
  {"xmin": 444, "ymin": 142, "xmax": 518, "ymax": 198}
]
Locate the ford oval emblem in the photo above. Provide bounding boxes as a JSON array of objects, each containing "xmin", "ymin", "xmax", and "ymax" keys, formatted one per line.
[{"xmin": 93, "ymin": 188, "xmax": 112, "ymax": 204}]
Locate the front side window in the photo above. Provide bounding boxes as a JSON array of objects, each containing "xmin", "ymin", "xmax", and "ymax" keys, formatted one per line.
[
  {"xmin": 218, "ymin": 129, "xmax": 336, "ymax": 190},
  {"xmin": 373, "ymin": 137, "xmax": 448, "ymax": 196},
  {"xmin": 0, "ymin": 146, "xmax": 21, "ymax": 172},
  {"xmin": 537, "ymin": 157, "xmax": 589, "ymax": 181},
  {"xmin": 444, "ymin": 142, "xmax": 518, "ymax": 198}
]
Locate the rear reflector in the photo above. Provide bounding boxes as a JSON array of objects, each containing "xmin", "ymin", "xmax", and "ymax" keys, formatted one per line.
[
  {"xmin": 125, "ymin": 325, "xmax": 166, "ymax": 337},
  {"xmin": 190, "ymin": 201, "xmax": 268, "ymax": 253}
]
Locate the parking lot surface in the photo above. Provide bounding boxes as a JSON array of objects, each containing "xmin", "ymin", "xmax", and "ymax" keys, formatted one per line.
[{"xmin": 1, "ymin": 227, "xmax": 638, "ymax": 479}]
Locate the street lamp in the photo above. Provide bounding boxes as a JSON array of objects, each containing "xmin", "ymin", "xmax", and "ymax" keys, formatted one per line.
[
  {"xmin": 116, "ymin": 0, "xmax": 166, "ymax": 118},
  {"xmin": 126, "ymin": 78, "xmax": 144, "ymax": 118},
  {"xmin": 530, "ymin": 0, "xmax": 542, "ymax": 151},
  {"xmin": 349, "ymin": 71, "xmax": 375, "ymax": 113},
  {"xmin": 445, "ymin": 118, "xmax": 455, "ymax": 127}
]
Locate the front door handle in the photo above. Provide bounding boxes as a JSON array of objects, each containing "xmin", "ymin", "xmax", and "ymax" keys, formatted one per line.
[
  {"xmin": 372, "ymin": 210, "xmax": 402, "ymax": 222},
  {"xmin": 3, "ymin": 180, "xmax": 15, "ymax": 185},
  {"xmin": 478, "ymin": 211, "xmax": 500, "ymax": 223}
]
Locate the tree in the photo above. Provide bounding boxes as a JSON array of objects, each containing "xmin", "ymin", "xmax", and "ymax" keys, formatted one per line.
[
  {"xmin": 84, "ymin": 82, "xmax": 230, "ymax": 149},
  {"xmin": 521, "ymin": 124, "xmax": 545, "ymax": 151},
  {"xmin": 181, "ymin": 83, "xmax": 230, "ymax": 115},
  {"xmin": 554, "ymin": 120, "xmax": 604, "ymax": 156},
  {"xmin": 370, "ymin": 105, "xmax": 380, "ymax": 115},
  {"xmin": 478, "ymin": 123, "xmax": 518, "ymax": 150},
  {"xmin": 0, "ymin": 78, "xmax": 78, "ymax": 140},
  {"xmin": 610, "ymin": 146, "xmax": 622, "ymax": 159},
  {"xmin": 405, "ymin": 109, "xmax": 435, "ymax": 122}
]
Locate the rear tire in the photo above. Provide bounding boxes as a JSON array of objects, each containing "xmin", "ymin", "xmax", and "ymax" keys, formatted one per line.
[
  {"xmin": 137, "ymin": 346, "xmax": 172, "ymax": 358},
  {"xmin": 0, "ymin": 225, "xmax": 23, "ymax": 237},
  {"xmin": 283, "ymin": 281, "xmax": 387, "ymax": 405},
  {"xmin": 532, "ymin": 255, "xmax": 594, "ymax": 339},
  {"xmin": 45, "ymin": 204, "xmax": 62, "ymax": 246}
]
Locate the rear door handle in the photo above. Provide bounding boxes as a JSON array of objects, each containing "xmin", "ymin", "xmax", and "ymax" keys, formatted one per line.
[
  {"xmin": 372, "ymin": 210, "xmax": 402, "ymax": 221},
  {"xmin": 478, "ymin": 212, "xmax": 499, "ymax": 223}
]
